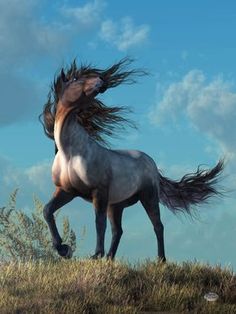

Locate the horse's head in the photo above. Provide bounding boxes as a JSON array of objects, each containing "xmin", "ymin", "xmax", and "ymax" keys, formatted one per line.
[
  {"xmin": 40, "ymin": 58, "xmax": 145, "ymax": 141},
  {"xmin": 59, "ymin": 69, "xmax": 105, "ymax": 106}
]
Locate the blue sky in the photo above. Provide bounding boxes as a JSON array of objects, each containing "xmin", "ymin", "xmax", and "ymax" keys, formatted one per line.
[{"xmin": 0, "ymin": 0, "xmax": 236, "ymax": 269}]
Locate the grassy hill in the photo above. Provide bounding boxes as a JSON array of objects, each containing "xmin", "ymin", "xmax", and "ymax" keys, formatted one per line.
[{"xmin": 0, "ymin": 259, "xmax": 236, "ymax": 313}]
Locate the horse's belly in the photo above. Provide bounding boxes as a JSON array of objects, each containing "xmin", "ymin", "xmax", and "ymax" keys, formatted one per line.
[{"xmin": 108, "ymin": 173, "xmax": 140, "ymax": 204}]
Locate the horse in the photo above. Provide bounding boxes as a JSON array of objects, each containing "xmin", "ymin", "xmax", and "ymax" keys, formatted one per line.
[{"xmin": 39, "ymin": 58, "xmax": 224, "ymax": 261}]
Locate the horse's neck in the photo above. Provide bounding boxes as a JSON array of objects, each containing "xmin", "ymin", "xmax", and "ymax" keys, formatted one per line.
[{"xmin": 54, "ymin": 101, "xmax": 90, "ymax": 157}]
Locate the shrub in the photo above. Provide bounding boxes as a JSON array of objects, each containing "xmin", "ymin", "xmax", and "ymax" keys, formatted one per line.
[{"xmin": 0, "ymin": 190, "xmax": 77, "ymax": 261}]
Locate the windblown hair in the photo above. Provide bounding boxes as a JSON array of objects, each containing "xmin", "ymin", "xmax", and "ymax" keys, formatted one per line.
[
  {"xmin": 159, "ymin": 159, "xmax": 225, "ymax": 215},
  {"xmin": 39, "ymin": 58, "xmax": 147, "ymax": 144}
]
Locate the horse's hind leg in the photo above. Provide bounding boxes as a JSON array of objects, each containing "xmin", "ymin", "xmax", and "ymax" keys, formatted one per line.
[
  {"xmin": 140, "ymin": 187, "xmax": 166, "ymax": 262},
  {"xmin": 107, "ymin": 205, "xmax": 124, "ymax": 259},
  {"xmin": 43, "ymin": 188, "xmax": 74, "ymax": 258}
]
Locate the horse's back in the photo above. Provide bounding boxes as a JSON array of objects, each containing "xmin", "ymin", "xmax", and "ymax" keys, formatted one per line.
[{"xmin": 111, "ymin": 149, "xmax": 157, "ymax": 171}]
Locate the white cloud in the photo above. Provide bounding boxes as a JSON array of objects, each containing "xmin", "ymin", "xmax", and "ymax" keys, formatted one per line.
[
  {"xmin": 0, "ymin": 0, "xmax": 151, "ymax": 126},
  {"xmin": 0, "ymin": 0, "xmax": 110, "ymax": 126},
  {"xmin": 100, "ymin": 17, "xmax": 150, "ymax": 51},
  {"xmin": 150, "ymin": 70, "xmax": 236, "ymax": 192},
  {"xmin": 0, "ymin": 157, "xmax": 53, "ymax": 205},
  {"xmin": 25, "ymin": 162, "xmax": 52, "ymax": 192},
  {"xmin": 0, "ymin": 0, "xmax": 70, "ymax": 126},
  {"xmin": 151, "ymin": 70, "xmax": 236, "ymax": 158},
  {"xmin": 0, "ymin": 0, "xmax": 64, "ymax": 65},
  {"xmin": 61, "ymin": 0, "xmax": 106, "ymax": 29}
]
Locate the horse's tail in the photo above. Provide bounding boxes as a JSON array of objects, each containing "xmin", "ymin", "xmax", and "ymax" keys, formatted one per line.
[{"xmin": 159, "ymin": 160, "xmax": 224, "ymax": 215}]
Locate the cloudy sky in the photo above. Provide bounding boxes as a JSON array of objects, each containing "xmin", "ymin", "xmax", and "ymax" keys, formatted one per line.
[{"xmin": 0, "ymin": 0, "xmax": 236, "ymax": 269}]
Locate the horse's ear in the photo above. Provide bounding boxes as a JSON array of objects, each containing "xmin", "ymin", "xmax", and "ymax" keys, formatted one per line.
[{"xmin": 61, "ymin": 69, "xmax": 66, "ymax": 83}]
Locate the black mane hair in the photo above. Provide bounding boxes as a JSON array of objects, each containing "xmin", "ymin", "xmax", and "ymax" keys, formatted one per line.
[{"xmin": 39, "ymin": 58, "xmax": 147, "ymax": 145}]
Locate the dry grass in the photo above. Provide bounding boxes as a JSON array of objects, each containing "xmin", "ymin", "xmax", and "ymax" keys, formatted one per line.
[{"xmin": 0, "ymin": 259, "xmax": 236, "ymax": 313}]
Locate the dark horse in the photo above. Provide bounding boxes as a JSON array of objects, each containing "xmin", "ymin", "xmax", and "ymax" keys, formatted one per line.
[{"xmin": 39, "ymin": 58, "xmax": 224, "ymax": 261}]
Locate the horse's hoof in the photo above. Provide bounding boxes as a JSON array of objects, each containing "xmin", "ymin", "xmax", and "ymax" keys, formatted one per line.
[
  {"xmin": 90, "ymin": 252, "xmax": 104, "ymax": 260},
  {"xmin": 106, "ymin": 254, "xmax": 115, "ymax": 261},
  {"xmin": 58, "ymin": 244, "xmax": 73, "ymax": 259},
  {"xmin": 158, "ymin": 256, "xmax": 166, "ymax": 263},
  {"xmin": 90, "ymin": 254, "xmax": 98, "ymax": 260}
]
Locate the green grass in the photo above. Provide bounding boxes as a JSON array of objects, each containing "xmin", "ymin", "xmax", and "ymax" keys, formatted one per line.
[{"xmin": 0, "ymin": 259, "xmax": 236, "ymax": 313}]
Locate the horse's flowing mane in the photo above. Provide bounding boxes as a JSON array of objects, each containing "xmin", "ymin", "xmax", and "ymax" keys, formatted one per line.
[{"xmin": 39, "ymin": 58, "xmax": 147, "ymax": 145}]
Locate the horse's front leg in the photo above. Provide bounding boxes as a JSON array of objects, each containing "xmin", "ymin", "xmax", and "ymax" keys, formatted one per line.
[
  {"xmin": 43, "ymin": 188, "xmax": 74, "ymax": 258},
  {"xmin": 91, "ymin": 189, "xmax": 108, "ymax": 259}
]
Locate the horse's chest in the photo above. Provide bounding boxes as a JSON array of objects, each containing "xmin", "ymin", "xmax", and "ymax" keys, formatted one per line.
[
  {"xmin": 70, "ymin": 156, "xmax": 91, "ymax": 186},
  {"xmin": 52, "ymin": 153, "xmax": 92, "ymax": 198},
  {"xmin": 52, "ymin": 153, "xmax": 70, "ymax": 189}
]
